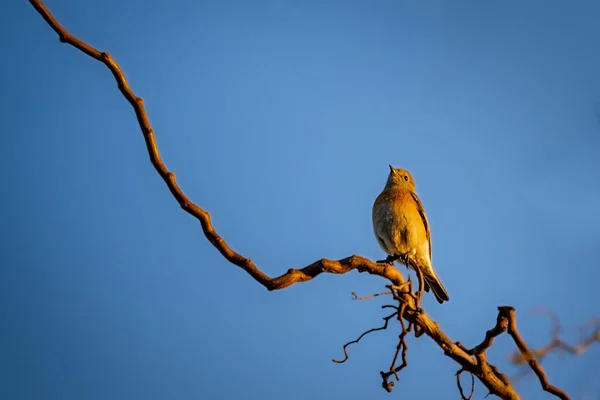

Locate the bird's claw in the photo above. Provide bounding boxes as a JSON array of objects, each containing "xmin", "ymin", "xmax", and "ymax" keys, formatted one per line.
[
  {"xmin": 377, "ymin": 255, "xmax": 397, "ymax": 265},
  {"xmin": 398, "ymin": 254, "xmax": 410, "ymax": 265}
]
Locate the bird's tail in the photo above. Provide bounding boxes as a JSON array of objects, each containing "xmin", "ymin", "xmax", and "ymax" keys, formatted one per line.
[{"xmin": 423, "ymin": 272, "xmax": 449, "ymax": 304}]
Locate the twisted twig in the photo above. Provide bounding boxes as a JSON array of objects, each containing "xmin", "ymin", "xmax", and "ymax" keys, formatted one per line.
[
  {"xmin": 332, "ymin": 306, "xmax": 399, "ymax": 364},
  {"xmin": 456, "ymin": 368, "xmax": 475, "ymax": 400}
]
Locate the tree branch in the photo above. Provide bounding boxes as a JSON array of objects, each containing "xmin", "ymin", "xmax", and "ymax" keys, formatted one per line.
[
  {"xmin": 28, "ymin": 0, "xmax": 408, "ymax": 292},
  {"xmin": 510, "ymin": 309, "xmax": 599, "ymax": 386},
  {"xmin": 28, "ymin": 2, "xmax": 574, "ymax": 399},
  {"xmin": 505, "ymin": 308, "xmax": 570, "ymax": 400}
]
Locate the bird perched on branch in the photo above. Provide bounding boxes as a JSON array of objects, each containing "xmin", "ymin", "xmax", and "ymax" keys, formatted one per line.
[{"xmin": 372, "ymin": 166, "xmax": 449, "ymax": 304}]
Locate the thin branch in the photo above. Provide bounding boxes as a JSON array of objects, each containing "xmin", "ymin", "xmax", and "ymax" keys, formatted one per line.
[
  {"xmin": 468, "ymin": 307, "xmax": 510, "ymax": 355},
  {"xmin": 511, "ymin": 310, "xmax": 599, "ymax": 366},
  {"xmin": 351, "ymin": 291, "xmax": 392, "ymax": 300},
  {"xmin": 380, "ymin": 324, "xmax": 411, "ymax": 392},
  {"xmin": 333, "ymin": 306, "xmax": 398, "ymax": 364},
  {"xmin": 28, "ymin": 0, "xmax": 408, "ymax": 293},
  {"xmin": 505, "ymin": 308, "xmax": 570, "ymax": 400}
]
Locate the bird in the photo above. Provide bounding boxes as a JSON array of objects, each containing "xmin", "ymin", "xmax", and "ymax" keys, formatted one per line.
[{"xmin": 372, "ymin": 165, "xmax": 449, "ymax": 304}]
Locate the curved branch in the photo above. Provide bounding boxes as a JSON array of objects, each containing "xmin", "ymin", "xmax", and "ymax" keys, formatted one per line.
[
  {"xmin": 511, "ymin": 310, "xmax": 599, "ymax": 365},
  {"xmin": 505, "ymin": 309, "xmax": 569, "ymax": 400},
  {"xmin": 456, "ymin": 368, "xmax": 475, "ymax": 400},
  {"xmin": 28, "ymin": 0, "xmax": 407, "ymax": 292},
  {"xmin": 333, "ymin": 305, "xmax": 398, "ymax": 364}
]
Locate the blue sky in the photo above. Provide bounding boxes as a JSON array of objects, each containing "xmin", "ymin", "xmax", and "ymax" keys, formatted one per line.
[{"xmin": 2, "ymin": 1, "xmax": 599, "ymax": 399}]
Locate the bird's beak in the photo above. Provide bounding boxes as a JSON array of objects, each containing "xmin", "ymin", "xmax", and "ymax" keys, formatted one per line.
[{"xmin": 388, "ymin": 164, "xmax": 394, "ymax": 172}]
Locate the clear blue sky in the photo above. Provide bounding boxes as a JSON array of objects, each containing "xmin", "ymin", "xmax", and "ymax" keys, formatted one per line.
[{"xmin": 2, "ymin": 1, "xmax": 599, "ymax": 399}]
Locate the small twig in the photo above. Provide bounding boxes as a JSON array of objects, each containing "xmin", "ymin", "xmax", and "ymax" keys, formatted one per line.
[
  {"xmin": 380, "ymin": 325, "xmax": 410, "ymax": 391},
  {"xmin": 456, "ymin": 368, "xmax": 475, "ymax": 400},
  {"xmin": 389, "ymin": 281, "xmax": 412, "ymax": 295},
  {"xmin": 469, "ymin": 307, "xmax": 511, "ymax": 355},
  {"xmin": 351, "ymin": 291, "xmax": 392, "ymax": 300},
  {"xmin": 332, "ymin": 306, "xmax": 398, "ymax": 363}
]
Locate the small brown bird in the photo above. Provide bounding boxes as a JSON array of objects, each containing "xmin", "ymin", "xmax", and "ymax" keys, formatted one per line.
[{"xmin": 372, "ymin": 166, "xmax": 449, "ymax": 303}]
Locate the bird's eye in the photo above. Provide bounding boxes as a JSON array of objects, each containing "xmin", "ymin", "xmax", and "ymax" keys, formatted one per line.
[{"xmin": 404, "ymin": 175, "xmax": 409, "ymax": 181}]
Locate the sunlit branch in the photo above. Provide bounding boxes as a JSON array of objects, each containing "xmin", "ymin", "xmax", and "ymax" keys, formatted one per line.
[{"xmin": 510, "ymin": 309, "xmax": 599, "ymax": 382}]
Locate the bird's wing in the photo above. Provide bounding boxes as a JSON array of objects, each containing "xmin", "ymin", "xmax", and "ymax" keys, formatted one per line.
[
  {"xmin": 372, "ymin": 192, "xmax": 392, "ymax": 254},
  {"xmin": 410, "ymin": 190, "xmax": 431, "ymax": 261}
]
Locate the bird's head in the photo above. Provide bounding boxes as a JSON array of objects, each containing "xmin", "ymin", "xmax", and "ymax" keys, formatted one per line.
[{"xmin": 385, "ymin": 165, "xmax": 415, "ymax": 190}]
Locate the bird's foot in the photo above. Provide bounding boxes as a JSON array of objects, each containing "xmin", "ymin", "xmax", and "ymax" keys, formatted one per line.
[
  {"xmin": 398, "ymin": 254, "xmax": 410, "ymax": 266},
  {"xmin": 377, "ymin": 255, "xmax": 399, "ymax": 265}
]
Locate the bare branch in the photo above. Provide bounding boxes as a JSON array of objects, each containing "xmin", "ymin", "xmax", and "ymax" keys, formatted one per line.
[
  {"xmin": 351, "ymin": 291, "xmax": 392, "ymax": 300},
  {"xmin": 377, "ymin": 284, "xmax": 416, "ymax": 391},
  {"xmin": 505, "ymin": 308, "xmax": 570, "ymax": 400},
  {"xmin": 28, "ymin": 0, "xmax": 410, "ymax": 293},
  {"xmin": 333, "ymin": 306, "xmax": 398, "ymax": 364},
  {"xmin": 380, "ymin": 322, "xmax": 411, "ymax": 392},
  {"xmin": 511, "ymin": 310, "xmax": 599, "ymax": 365}
]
